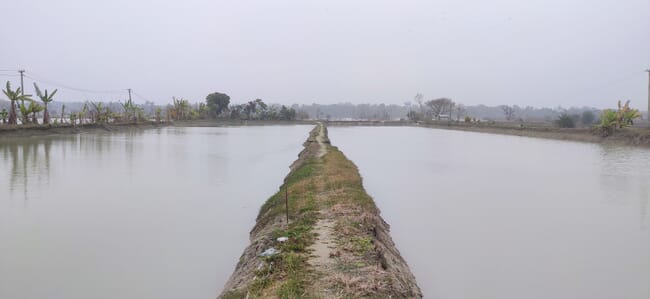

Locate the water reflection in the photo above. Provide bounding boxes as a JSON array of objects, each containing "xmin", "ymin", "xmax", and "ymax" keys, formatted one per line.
[
  {"xmin": 2, "ymin": 139, "xmax": 52, "ymax": 200},
  {"xmin": 598, "ymin": 144, "xmax": 650, "ymax": 229},
  {"xmin": 328, "ymin": 126, "xmax": 650, "ymax": 299},
  {"xmin": 0, "ymin": 125, "xmax": 311, "ymax": 299}
]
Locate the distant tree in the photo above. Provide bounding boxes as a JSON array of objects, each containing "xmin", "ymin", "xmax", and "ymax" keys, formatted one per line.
[
  {"xmin": 155, "ymin": 107, "xmax": 162, "ymax": 122},
  {"xmin": 555, "ymin": 113, "xmax": 576, "ymax": 128},
  {"xmin": 244, "ymin": 100, "xmax": 257, "ymax": 119},
  {"xmin": 426, "ymin": 98, "xmax": 454, "ymax": 119},
  {"xmin": 206, "ymin": 92, "xmax": 230, "ymax": 118},
  {"xmin": 580, "ymin": 110, "xmax": 596, "ymax": 125},
  {"xmin": 406, "ymin": 110, "xmax": 420, "ymax": 121},
  {"xmin": 229, "ymin": 104, "xmax": 244, "ymax": 119},
  {"xmin": 279, "ymin": 105, "xmax": 296, "ymax": 120},
  {"xmin": 501, "ymin": 105, "xmax": 516, "ymax": 121},
  {"xmin": 33, "ymin": 83, "xmax": 57, "ymax": 124},
  {"xmin": 170, "ymin": 97, "xmax": 189, "ymax": 121},
  {"xmin": 295, "ymin": 109, "xmax": 309, "ymax": 120},
  {"xmin": 196, "ymin": 103, "xmax": 209, "ymax": 119}
]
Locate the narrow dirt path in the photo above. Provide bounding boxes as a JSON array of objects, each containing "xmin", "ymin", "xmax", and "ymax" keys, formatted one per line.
[
  {"xmin": 306, "ymin": 123, "xmax": 338, "ymax": 297},
  {"xmin": 316, "ymin": 122, "xmax": 327, "ymax": 158},
  {"xmin": 308, "ymin": 217, "xmax": 336, "ymax": 268}
]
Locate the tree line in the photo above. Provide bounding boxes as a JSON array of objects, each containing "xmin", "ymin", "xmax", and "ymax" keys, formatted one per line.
[{"xmin": 1, "ymin": 82, "xmax": 301, "ymax": 126}]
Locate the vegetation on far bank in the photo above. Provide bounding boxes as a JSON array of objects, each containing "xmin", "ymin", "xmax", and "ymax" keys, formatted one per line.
[{"xmin": 1, "ymin": 81, "xmax": 305, "ymax": 128}]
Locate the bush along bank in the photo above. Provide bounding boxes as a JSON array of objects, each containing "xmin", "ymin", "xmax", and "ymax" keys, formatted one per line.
[{"xmin": 219, "ymin": 123, "xmax": 422, "ymax": 298}]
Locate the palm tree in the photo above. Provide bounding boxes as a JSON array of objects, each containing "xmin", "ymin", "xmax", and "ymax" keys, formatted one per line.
[
  {"xmin": 2, "ymin": 81, "xmax": 32, "ymax": 125},
  {"xmin": 33, "ymin": 83, "xmax": 58, "ymax": 124}
]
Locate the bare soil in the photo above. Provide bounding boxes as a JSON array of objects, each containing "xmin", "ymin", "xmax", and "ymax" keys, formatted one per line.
[{"xmin": 219, "ymin": 123, "xmax": 422, "ymax": 298}]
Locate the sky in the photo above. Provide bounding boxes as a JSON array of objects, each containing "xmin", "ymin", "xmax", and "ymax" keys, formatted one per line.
[{"xmin": 0, "ymin": 0, "xmax": 648, "ymax": 109}]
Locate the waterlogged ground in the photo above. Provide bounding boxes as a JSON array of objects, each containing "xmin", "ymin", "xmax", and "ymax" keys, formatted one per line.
[
  {"xmin": 0, "ymin": 125, "xmax": 310, "ymax": 299},
  {"xmin": 329, "ymin": 126, "xmax": 650, "ymax": 299}
]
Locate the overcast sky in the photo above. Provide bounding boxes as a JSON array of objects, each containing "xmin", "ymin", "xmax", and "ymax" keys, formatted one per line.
[{"xmin": 1, "ymin": 0, "xmax": 648, "ymax": 108}]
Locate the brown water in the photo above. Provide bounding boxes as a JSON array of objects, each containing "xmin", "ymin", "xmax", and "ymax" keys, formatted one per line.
[
  {"xmin": 0, "ymin": 126, "xmax": 310, "ymax": 299},
  {"xmin": 329, "ymin": 126, "xmax": 650, "ymax": 299}
]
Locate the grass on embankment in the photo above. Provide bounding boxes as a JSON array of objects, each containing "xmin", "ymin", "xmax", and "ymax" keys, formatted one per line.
[{"xmin": 222, "ymin": 143, "xmax": 378, "ymax": 298}]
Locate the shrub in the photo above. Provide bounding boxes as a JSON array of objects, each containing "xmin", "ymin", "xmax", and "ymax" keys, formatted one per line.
[
  {"xmin": 597, "ymin": 101, "xmax": 642, "ymax": 136},
  {"xmin": 555, "ymin": 114, "xmax": 575, "ymax": 128},
  {"xmin": 581, "ymin": 110, "xmax": 596, "ymax": 125}
]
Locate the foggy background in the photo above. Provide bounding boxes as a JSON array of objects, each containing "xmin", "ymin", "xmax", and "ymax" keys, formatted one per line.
[{"xmin": 0, "ymin": 0, "xmax": 648, "ymax": 109}]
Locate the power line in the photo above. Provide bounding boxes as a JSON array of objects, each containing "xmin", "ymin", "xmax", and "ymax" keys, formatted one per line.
[
  {"xmin": 24, "ymin": 71, "xmax": 125, "ymax": 95},
  {"xmin": 132, "ymin": 90, "xmax": 152, "ymax": 103}
]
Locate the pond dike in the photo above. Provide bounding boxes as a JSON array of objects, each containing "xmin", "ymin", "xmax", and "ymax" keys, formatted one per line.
[{"xmin": 219, "ymin": 123, "xmax": 422, "ymax": 298}]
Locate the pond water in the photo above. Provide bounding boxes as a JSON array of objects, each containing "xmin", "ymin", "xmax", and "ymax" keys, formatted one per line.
[
  {"xmin": 0, "ymin": 125, "xmax": 310, "ymax": 299},
  {"xmin": 329, "ymin": 126, "xmax": 650, "ymax": 299}
]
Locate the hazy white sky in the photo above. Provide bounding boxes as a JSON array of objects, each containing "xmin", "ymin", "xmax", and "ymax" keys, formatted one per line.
[{"xmin": 1, "ymin": 0, "xmax": 648, "ymax": 108}]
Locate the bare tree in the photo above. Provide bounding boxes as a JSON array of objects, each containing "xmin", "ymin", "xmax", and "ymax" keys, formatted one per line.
[
  {"xmin": 501, "ymin": 105, "xmax": 516, "ymax": 121},
  {"xmin": 426, "ymin": 98, "xmax": 454, "ymax": 120}
]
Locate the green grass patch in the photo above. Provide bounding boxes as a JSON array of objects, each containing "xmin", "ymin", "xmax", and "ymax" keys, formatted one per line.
[{"xmin": 349, "ymin": 236, "xmax": 374, "ymax": 253}]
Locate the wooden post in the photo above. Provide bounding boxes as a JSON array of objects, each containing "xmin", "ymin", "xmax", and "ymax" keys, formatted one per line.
[{"xmin": 285, "ymin": 186, "xmax": 289, "ymax": 224}]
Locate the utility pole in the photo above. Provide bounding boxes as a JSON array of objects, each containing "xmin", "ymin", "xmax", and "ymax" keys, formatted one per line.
[{"xmin": 18, "ymin": 69, "xmax": 25, "ymax": 95}]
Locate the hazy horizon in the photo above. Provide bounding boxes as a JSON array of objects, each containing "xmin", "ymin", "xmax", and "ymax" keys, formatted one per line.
[{"xmin": 1, "ymin": 0, "xmax": 648, "ymax": 109}]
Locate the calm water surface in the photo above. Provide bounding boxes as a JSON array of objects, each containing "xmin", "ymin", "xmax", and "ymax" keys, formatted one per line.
[
  {"xmin": 329, "ymin": 126, "xmax": 650, "ymax": 299},
  {"xmin": 0, "ymin": 126, "xmax": 310, "ymax": 299}
]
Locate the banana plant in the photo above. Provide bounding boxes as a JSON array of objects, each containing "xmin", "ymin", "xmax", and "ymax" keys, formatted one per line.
[
  {"xmin": 29, "ymin": 102, "xmax": 44, "ymax": 124},
  {"xmin": 617, "ymin": 100, "xmax": 641, "ymax": 127},
  {"xmin": 33, "ymin": 83, "xmax": 58, "ymax": 124},
  {"xmin": 60, "ymin": 104, "xmax": 66, "ymax": 124},
  {"xmin": 172, "ymin": 97, "xmax": 189, "ymax": 121},
  {"xmin": 120, "ymin": 99, "xmax": 136, "ymax": 122},
  {"xmin": 90, "ymin": 101, "xmax": 107, "ymax": 123},
  {"xmin": 79, "ymin": 102, "xmax": 89, "ymax": 124},
  {"xmin": 2, "ymin": 81, "xmax": 32, "ymax": 125},
  {"xmin": 18, "ymin": 101, "xmax": 32, "ymax": 124},
  {"xmin": 0, "ymin": 108, "xmax": 8, "ymax": 124},
  {"xmin": 598, "ymin": 100, "xmax": 642, "ymax": 136}
]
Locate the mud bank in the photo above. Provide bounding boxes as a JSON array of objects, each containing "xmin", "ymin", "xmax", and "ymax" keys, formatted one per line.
[
  {"xmin": 325, "ymin": 120, "xmax": 650, "ymax": 148},
  {"xmin": 0, "ymin": 120, "xmax": 318, "ymax": 138},
  {"xmin": 219, "ymin": 123, "xmax": 422, "ymax": 298},
  {"xmin": 0, "ymin": 122, "xmax": 168, "ymax": 138}
]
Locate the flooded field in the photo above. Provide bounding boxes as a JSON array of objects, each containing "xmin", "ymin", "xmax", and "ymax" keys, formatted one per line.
[
  {"xmin": 329, "ymin": 126, "xmax": 650, "ymax": 299},
  {"xmin": 0, "ymin": 126, "xmax": 310, "ymax": 299}
]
